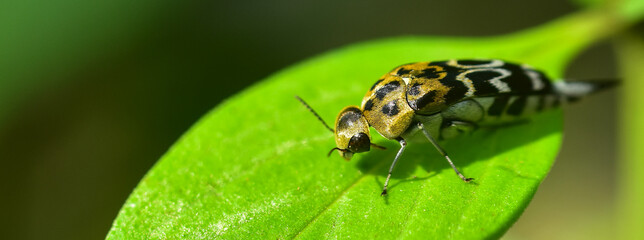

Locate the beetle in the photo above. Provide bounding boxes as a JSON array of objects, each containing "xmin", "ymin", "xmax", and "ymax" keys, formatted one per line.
[{"xmin": 297, "ymin": 59, "xmax": 614, "ymax": 196}]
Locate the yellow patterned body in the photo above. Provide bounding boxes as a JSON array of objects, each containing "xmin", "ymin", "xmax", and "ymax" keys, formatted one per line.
[
  {"xmin": 360, "ymin": 75, "xmax": 415, "ymax": 139},
  {"xmin": 361, "ymin": 60, "xmax": 555, "ymax": 140}
]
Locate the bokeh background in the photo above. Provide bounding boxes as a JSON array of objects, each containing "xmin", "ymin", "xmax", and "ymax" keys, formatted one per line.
[{"xmin": 0, "ymin": 0, "xmax": 619, "ymax": 239}]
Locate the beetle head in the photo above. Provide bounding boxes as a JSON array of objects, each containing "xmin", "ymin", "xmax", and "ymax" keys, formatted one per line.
[
  {"xmin": 332, "ymin": 106, "xmax": 372, "ymax": 160},
  {"xmin": 295, "ymin": 96, "xmax": 385, "ymax": 160}
]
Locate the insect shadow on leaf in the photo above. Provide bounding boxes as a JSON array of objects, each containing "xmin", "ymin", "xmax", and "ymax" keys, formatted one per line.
[{"xmin": 353, "ymin": 110, "xmax": 560, "ymax": 193}]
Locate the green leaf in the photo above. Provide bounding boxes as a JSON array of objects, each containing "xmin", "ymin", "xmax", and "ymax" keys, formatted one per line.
[
  {"xmin": 570, "ymin": 0, "xmax": 644, "ymax": 23},
  {"xmin": 107, "ymin": 11, "xmax": 618, "ymax": 239}
]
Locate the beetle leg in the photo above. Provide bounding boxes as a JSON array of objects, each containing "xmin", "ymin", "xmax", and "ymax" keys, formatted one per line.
[
  {"xmin": 418, "ymin": 122, "xmax": 474, "ymax": 182},
  {"xmin": 381, "ymin": 138, "xmax": 407, "ymax": 196}
]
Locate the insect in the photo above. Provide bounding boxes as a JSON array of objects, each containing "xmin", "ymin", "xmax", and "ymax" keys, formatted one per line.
[{"xmin": 297, "ymin": 59, "xmax": 614, "ymax": 196}]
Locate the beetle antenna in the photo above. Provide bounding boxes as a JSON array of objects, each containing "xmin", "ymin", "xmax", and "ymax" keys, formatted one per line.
[
  {"xmin": 295, "ymin": 96, "xmax": 334, "ymax": 133},
  {"xmin": 327, "ymin": 147, "xmax": 348, "ymax": 157}
]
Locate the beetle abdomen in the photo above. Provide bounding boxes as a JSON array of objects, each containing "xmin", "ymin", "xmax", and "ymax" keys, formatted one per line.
[{"xmin": 472, "ymin": 94, "xmax": 561, "ymax": 125}]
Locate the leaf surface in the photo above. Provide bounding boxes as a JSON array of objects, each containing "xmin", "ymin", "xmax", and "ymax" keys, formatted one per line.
[{"xmin": 107, "ymin": 11, "xmax": 616, "ymax": 239}]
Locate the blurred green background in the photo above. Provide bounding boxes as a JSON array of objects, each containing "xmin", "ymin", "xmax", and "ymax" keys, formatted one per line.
[{"xmin": 0, "ymin": 0, "xmax": 618, "ymax": 239}]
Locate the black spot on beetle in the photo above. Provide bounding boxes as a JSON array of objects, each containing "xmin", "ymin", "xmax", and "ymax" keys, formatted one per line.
[
  {"xmin": 408, "ymin": 83, "xmax": 421, "ymax": 96},
  {"xmin": 410, "ymin": 90, "xmax": 437, "ymax": 110},
  {"xmin": 396, "ymin": 68, "xmax": 412, "ymax": 75},
  {"xmin": 416, "ymin": 68, "xmax": 442, "ymax": 79},
  {"xmin": 370, "ymin": 79, "xmax": 383, "ymax": 91},
  {"xmin": 375, "ymin": 81, "xmax": 400, "ymax": 100},
  {"xmin": 337, "ymin": 108, "xmax": 363, "ymax": 131},
  {"xmin": 339, "ymin": 111, "xmax": 360, "ymax": 124},
  {"xmin": 439, "ymin": 75, "xmax": 467, "ymax": 104},
  {"xmin": 363, "ymin": 99, "xmax": 374, "ymax": 111},
  {"xmin": 381, "ymin": 100, "xmax": 399, "ymax": 116}
]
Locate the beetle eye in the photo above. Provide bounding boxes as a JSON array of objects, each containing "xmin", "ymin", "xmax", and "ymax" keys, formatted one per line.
[{"xmin": 347, "ymin": 132, "xmax": 371, "ymax": 153}]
